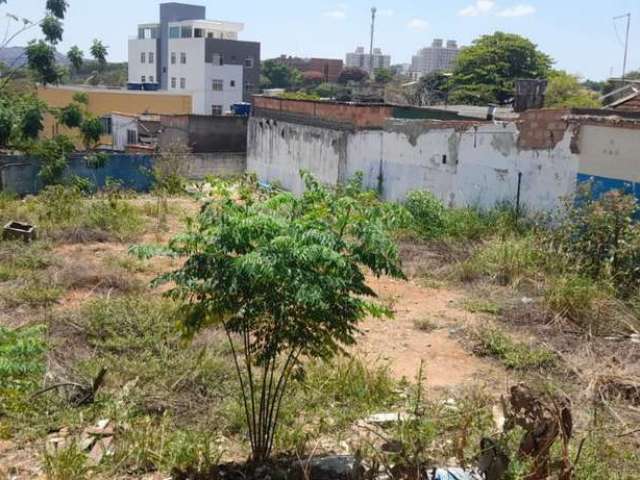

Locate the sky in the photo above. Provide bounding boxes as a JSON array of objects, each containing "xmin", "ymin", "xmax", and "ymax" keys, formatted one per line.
[{"xmin": 4, "ymin": 0, "xmax": 640, "ymax": 81}]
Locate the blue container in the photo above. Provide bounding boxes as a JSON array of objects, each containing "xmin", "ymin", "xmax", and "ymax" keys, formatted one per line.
[
  {"xmin": 143, "ymin": 83, "xmax": 160, "ymax": 91},
  {"xmin": 232, "ymin": 102, "xmax": 252, "ymax": 116},
  {"xmin": 127, "ymin": 83, "xmax": 144, "ymax": 91}
]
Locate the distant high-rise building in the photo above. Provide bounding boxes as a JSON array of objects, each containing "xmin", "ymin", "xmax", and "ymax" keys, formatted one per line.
[
  {"xmin": 345, "ymin": 46, "xmax": 391, "ymax": 74},
  {"xmin": 411, "ymin": 39, "xmax": 460, "ymax": 78}
]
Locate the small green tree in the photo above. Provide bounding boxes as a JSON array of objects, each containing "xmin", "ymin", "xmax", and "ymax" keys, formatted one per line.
[
  {"xmin": 25, "ymin": 40, "xmax": 62, "ymax": 85},
  {"xmin": 260, "ymin": 60, "xmax": 301, "ymax": 89},
  {"xmin": 40, "ymin": 15, "xmax": 63, "ymax": 44},
  {"xmin": 338, "ymin": 67, "xmax": 369, "ymax": 85},
  {"xmin": 409, "ymin": 71, "xmax": 451, "ymax": 106},
  {"xmin": 89, "ymin": 40, "xmax": 108, "ymax": 71},
  {"xmin": 67, "ymin": 45, "xmax": 84, "ymax": 73},
  {"xmin": 374, "ymin": 68, "xmax": 394, "ymax": 84},
  {"xmin": 545, "ymin": 71, "xmax": 600, "ymax": 108},
  {"xmin": 146, "ymin": 174, "xmax": 404, "ymax": 462},
  {"xmin": 79, "ymin": 116, "xmax": 103, "ymax": 150}
]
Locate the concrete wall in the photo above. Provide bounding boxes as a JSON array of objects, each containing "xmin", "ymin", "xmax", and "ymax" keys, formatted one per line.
[
  {"xmin": 0, "ymin": 152, "xmax": 246, "ymax": 195},
  {"xmin": 247, "ymin": 117, "xmax": 347, "ymax": 194},
  {"xmin": 248, "ymin": 116, "xmax": 579, "ymax": 210},
  {"xmin": 158, "ymin": 115, "xmax": 248, "ymax": 153}
]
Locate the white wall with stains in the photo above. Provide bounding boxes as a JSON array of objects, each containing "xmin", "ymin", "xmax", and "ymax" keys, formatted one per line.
[{"xmin": 248, "ymin": 116, "xmax": 637, "ymax": 211}]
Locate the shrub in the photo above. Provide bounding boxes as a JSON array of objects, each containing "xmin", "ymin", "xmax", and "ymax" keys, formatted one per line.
[
  {"xmin": 43, "ymin": 441, "xmax": 89, "ymax": 480},
  {"xmin": 547, "ymin": 189, "xmax": 640, "ymax": 296},
  {"xmin": 405, "ymin": 191, "xmax": 447, "ymax": 239},
  {"xmin": 85, "ymin": 197, "xmax": 144, "ymax": 241},
  {"xmin": 461, "ymin": 236, "xmax": 541, "ymax": 286}
]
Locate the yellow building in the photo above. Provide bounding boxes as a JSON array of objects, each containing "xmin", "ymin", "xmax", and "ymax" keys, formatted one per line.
[{"xmin": 37, "ymin": 85, "xmax": 193, "ymax": 148}]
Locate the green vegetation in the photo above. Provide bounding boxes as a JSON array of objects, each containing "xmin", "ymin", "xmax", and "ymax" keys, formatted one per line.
[
  {"xmin": 145, "ymin": 173, "xmax": 404, "ymax": 461},
  {"xmin": 476, "ymin": 326, "xmax": 556, "ymax": 370},
  {"xmin": 260, "ymin": 59, "xmax": 302, "ymax": 90},
  {"xmin": 545, "ymin": 71, "xmax": 601, "ymax": 108},
  {"xmin": 450, "ymin": 32, "xmax": 552, "ymax": 105}
]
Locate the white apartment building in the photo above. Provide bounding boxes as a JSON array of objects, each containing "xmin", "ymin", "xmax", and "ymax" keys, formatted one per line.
[
  {"xmin": 345, "ymin": 47, "xmax": 391, "ymax": 74},
  {"xmin": 128, "ymin": 3, "xmax": 260, "ymax": 116},
  {"xmin": 411, "ymin": 39, "xmax": 460, "ymax": 78}
]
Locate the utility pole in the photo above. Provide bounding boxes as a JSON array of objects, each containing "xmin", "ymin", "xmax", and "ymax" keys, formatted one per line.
[
  {"xmin": 614, "ymin": 13, "xmax": 631, "ymax": 81},
  {"xmin": 369, "ymin": 7, "xmax": 377, "ymax": 76}
]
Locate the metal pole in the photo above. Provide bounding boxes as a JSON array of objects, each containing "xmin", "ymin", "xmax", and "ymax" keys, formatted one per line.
[
  {"xmin": 614, "ymin": 13, "xmax": 631, "ymax": 81},
  {"xmin": 369, "ymin": 7, "xmax": 377, "ymax": 76},
  {"xmin": 516, "ymin": 172, "xmax": 523, "ymax": 221}
]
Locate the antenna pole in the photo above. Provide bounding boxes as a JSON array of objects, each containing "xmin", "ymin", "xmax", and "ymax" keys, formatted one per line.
[
  {"xmin": 614, "ymin": 13, "xmax": 631, "ymax": 81},
  {"xmin": 369, "ymin": 7, "xmax": 377, "ymax": 76}
]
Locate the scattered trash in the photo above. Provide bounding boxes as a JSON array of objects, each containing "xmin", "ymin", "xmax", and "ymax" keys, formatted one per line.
[
  {"xmin": 301, "ymin": 455, "xmax": 363, "ymax": 480},
  {"xmin": 46, "ymin": 419, "xmax": 115, "ymax": 465},
  {"xmin": 3, "ymin": 221, "xmax": 36, "ymax": 242},
  {"xmin": 430, "ymin": 467, "xmax": 482, "ymax": 480},
  {"xmin": 364, "ymin": 412, "xmax": 414, "ymax": 426},
  {"xmin": 520, "ymin": 297, "xmax": 534, "ymax": 305}
]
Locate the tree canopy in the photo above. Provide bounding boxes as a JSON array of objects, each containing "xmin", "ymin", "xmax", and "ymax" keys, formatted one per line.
[
  {"xmin": 90, "ymin": 39, "xmax": 108, "ymax": 70},
  {"xmin": 450, "ymin": 32, "xmax": 553, "ymax": 105},
  {"xmin": 261, "ymin": 60, "xmax": 302, "ymax": 89},
  {"xmin": 545, "ymin": 71, "xmax": 600, "ymax": 108},
  {"xmin": 145, "ymin": 174, "xmax": 405, "ymax": 461},
  {"xmin": 338, "ymin": 67, "xmax": 369, "ymax": 85}
]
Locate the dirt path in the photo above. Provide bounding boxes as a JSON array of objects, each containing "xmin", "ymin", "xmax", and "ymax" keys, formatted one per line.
[{"xmin": 355, "ymin": 276, "xmax": 504, "ymax": 390}]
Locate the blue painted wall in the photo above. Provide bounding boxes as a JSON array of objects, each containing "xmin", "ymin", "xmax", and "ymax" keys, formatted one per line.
[
  {"xmin": 0, "ymin": 154, "xmax": 154, "ymax": 195},
  {"xmin": 577, "ymin": 173, "xmax": 640, "ymax": 202}
]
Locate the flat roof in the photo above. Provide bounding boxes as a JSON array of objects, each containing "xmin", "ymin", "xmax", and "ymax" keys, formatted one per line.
[
  {"xmin": 43, "ymin": 85, "xmax": 192, "ymax": 97},
  {"xmin": 168, "ymin": 19, "xmax": 243, "ymax": 32}
]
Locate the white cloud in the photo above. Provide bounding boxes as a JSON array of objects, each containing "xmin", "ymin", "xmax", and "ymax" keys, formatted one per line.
[
  {"xmin": 323, "ymin": 7, "xmax": 347, "ymax": 19},
  {"xmin": 407, "ymin": 18, "xmax": 429, "ymax": 31},
  {"xmin": 458, "ymin": 0, "xmax": 495, "ymax": 17},
  {"xmin": 497, "ymin": 4, "xmax": 536, "ymax": 17}
]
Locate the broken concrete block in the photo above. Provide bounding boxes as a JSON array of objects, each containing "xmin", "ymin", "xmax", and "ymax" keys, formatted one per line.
[
  {"xmin": 3, "ymin": 222, "xmax": 36, "ymax": 243},
  {"xmin": 87, "ymin": 436, "xmax": 114, "ymax": 466}
]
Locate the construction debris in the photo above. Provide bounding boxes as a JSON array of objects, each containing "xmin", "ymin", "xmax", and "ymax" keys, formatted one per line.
[{"xmin": 46, "ymin": 419, "xmax": 115, "ymax": 465}]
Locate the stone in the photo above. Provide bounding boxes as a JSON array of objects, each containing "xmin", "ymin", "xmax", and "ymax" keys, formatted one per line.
[
  {"xmin": 303, "ymin": 455, "xmax": 362, "ymax": 480},
  {"xmin": 365, "ymin": 412, "xmax": 413, "ymax": 426}
]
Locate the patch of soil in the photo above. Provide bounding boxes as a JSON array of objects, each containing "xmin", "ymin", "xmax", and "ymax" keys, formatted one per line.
[{"xmin": 356, "ymin": 276, "xmax": 505, "ymax": 390}]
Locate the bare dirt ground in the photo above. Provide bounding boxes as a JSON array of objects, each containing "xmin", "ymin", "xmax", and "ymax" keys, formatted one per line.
[{"xmin": 356, "ymin": 276, "xmax": 503, "ymax": 389}]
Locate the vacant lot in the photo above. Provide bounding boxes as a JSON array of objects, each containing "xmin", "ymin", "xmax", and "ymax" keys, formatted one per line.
[{"xmin": 1, "ymin": 182, "xmax": 639, "ymax": 479}]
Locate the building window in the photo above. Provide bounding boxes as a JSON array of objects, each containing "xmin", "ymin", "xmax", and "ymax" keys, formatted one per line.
[
  {"xmin": 244, "ymin": 82, "xmax": 254, "ymax": 94},
  {"xmin": 171, "ymin": 52, "xmax": 176, "ymax": 64},
  {"xmin": 140, "ymin": 52, "xmax": 146, "ymax": 63},
  {"xmin": 194, "ymin": 28, "xmax": 204, "ymax": 38},
  {"xmin": 180, "ymin": 77, "xmax": 186, "ymax": 89},
  {"xmin": 230, "ymin": 80, "xmax": 236, "ymax": 87},
  {"xmin": 141, "ymin": 75, "xmax": 146, "ymax": 83},
  {"xmin": 207, "ymin": 32, "xmax": 214, "ymax": 38},
  {"xmin": 180, "ymin": 52, "xmax": 187, "ymax": 64},
  {"xmin": 181, "ymin": 26, "xmax": 192, "ymax": 38},
  {"xmin": 148, "ymin": 52, "xmax": 154, "ymax": 64},
  {"xmin": 244, "ymin": 57, "xmax": 254, "ymax": 68},
  {"xmin": 212, "ymin": 79, "xmax": 224, "ymax": 91},
  {"xmin": 126, "ymin": 129, "xmax": 137, "ymax": 145},
  {"xmin": 211, "ymin": 53, "xmax": 223, "ymax": 66},
  {"xmin": 169, "ymin": 26, "xmax": 180, "ymax": 38},
  {"xmin": 149, "ymin": 75, "xmax": 154, "ymax": 83},
  {"xmin": 100, "ymin": 116, "xmax": 112, "ymax": 135},
  {"xmin": 211, "ymin": 105, "xmax": 223, "ymax": 116},
  {"xmin": 171, "ymin": 77, "xmax": 176, "ymax": 88}
]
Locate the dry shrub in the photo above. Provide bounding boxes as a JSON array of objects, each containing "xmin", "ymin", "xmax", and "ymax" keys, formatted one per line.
[
  {"xmin": 48, "ymin": 227, "xmax": 113, "ymax": 244},
  {"xmin": 56, "ymin": 259, "xmax": 143, "ymax": 293},
  {"xmin": 591, "ymin": 375, "xmax": 640, "ymax": 406}
]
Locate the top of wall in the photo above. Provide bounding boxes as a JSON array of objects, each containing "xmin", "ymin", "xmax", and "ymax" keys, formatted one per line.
[{"xmin": 252, "ymin": 95, "xmax": 487, "ymax": 129}]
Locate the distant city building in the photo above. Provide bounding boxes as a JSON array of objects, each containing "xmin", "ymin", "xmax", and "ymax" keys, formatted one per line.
[
  {"xmin": 411, "ymin": 39, "xmax": 460, "ymax": 78},
  {"xmin": 345, "ymin": 47, "xmax": 391, "ymax": 74},
  {"xmin": 128, "ymin": 2, "xmax": 260, "ymax": 115},
  {"xmin": 274, "ymin": 56, "xmax": 344, "ymax": 83}
]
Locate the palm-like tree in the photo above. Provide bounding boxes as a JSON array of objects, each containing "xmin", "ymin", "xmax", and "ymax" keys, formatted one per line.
[{"xmin": 89, "ymin": 39, "xmax": 108, "ymax": 71}]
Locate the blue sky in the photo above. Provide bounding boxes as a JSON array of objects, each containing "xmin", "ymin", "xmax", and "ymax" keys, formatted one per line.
[{"xmin": 4, "ymin": 0, "xmax": 640, "ymax": 80}]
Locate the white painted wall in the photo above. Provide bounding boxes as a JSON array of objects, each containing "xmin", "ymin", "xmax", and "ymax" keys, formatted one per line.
[
  {"xmin": 167, "ymin": 38, "xmax": 206, "ymax": 113},
  {"xmin": 128, "ymin": 39, "xmax": 158, "ymax": 84},
  {"xmin": 248, "ymin": 119, "xmax": 345, "ymax": 194},
  {"xmin": 248, "ymin": 117, "xmax": 583, "ymax": 212},
  {"xmin": 204, "ymin": 64, "xmax": 243, "ymax": 114},
  {"xmin": 577, "ymin": 125, "xmax": 640, "ymax": 183},
  {"xmin": 111, "ymin": 114, "xmax": 139, "ymax": 150}
]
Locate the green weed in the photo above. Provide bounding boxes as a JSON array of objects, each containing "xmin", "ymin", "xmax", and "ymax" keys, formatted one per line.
[
  {"xmin": 476, "ymin": 326, "xmax": 555, "ymax": 370},
  {"xmin": 43, "ymin": 441, "xmax": 89, "ymax": 480}
]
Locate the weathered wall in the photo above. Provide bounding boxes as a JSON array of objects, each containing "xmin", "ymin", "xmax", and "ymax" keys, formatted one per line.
[
  {"xmin": 0, "ymin": 152, "xmax": 245, "ymax": 195},
  {"xmin": 247, "ymin": 117, "xmax": 348, "ymax": 194},
  {"xmin": 247, "ymin": 116, "xmax": 582, "ymax": 211},
  {"xmin": 158, "ymin": 115, "xmax": 248, "ymax": 153}
]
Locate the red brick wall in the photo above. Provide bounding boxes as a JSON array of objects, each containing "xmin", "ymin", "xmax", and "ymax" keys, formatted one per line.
[
  {"xmin": 253, "ymin": 96, "xmax": 393, "ymax": 128},
  {"xmin": 517, "ymin": 109, "xmax": 570, "ymax": 150}
]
